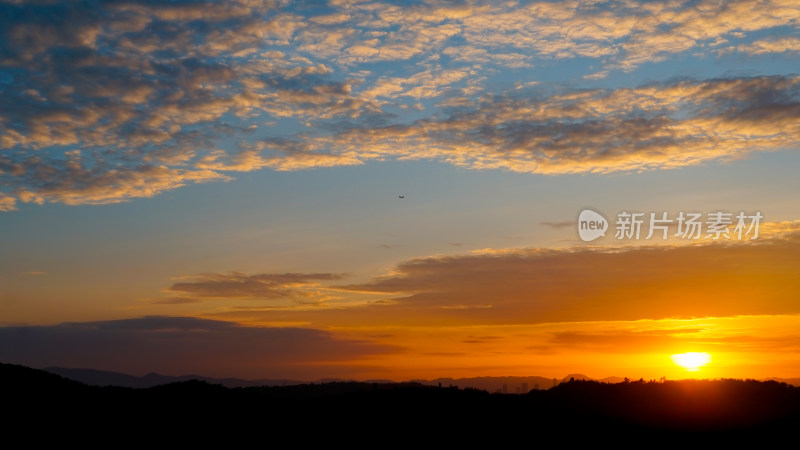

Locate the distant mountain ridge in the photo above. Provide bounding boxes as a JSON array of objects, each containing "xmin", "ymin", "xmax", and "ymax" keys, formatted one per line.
[
  {"xmin": 43, "ymin": 367, "xmax": 303, "ymax": 388},
  {"xmin": 42, "ymin": 367, "xmax": 652, "ymax": 391},
  {"xmin": 43, "ymin": 366, "xmax": 800, "ymax": 391}
]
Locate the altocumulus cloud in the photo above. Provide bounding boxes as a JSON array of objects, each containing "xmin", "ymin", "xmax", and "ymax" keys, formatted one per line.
[
  {"xmin": 1, "ymin": 0, "xmax": 799, "ymax": 210},
  {"xmin": 267, "ymin": 76, "xmax": 800, "ymax": 174},
  {"xmin": 0, "ymin": 316, "xmax": 394, "ymax": 379},
  {"xmin": 0, "ymin": 0, "xmax": 382, "ymax": 210}
]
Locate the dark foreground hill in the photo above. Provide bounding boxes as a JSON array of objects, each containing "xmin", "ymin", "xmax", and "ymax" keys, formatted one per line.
[{"xmin": 3, "ymin": 363, "xmax": 799, "ymax": 443}]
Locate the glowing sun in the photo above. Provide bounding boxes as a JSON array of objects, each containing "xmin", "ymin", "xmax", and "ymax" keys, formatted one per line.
[{"xmin": 671, "ymin": 352, "xmax": 712, "ymax": 371}]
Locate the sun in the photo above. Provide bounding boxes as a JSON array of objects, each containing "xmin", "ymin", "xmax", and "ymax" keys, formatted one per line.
[{"xmin": 671, "ymin": 352, "xmax": 712, "ymax": 371}]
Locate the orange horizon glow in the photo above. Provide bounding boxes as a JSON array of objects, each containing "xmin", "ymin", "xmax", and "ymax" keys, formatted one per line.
[{"xmin": 671, "ymin": 352, "xmax": 712, "ymax": 372}]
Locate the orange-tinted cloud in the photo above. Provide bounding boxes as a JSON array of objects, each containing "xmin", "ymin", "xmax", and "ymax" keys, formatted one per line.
[
  {"xmin": 262, "ymin": 76, "xmax": 800, "ymax": 173},
  {"xmin": 723, "ymin": 37, "xmax": 800, "ymax": 55},
  {"xmin": 198, "ymin": 223, "xmax": 800, "ymax": 328},
  {"xmin": 2, "ymin": 0, "xmax": 798, "ymax": 209},
  {"xmin": 0, "ymin": 0, "xmax": 381, "ymax": 208},
  {"xmin": 162, "ymin": 272, "xmax": 347, "ymax": 304}
]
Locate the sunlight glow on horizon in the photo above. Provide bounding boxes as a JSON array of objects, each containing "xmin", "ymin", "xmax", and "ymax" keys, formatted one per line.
[{"xmin": 671, "ymin": 352, "xmax": 712, "ymax": 372}]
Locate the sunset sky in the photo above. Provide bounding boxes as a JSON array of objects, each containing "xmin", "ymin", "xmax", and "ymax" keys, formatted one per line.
[{"xmin": 1, "ymin": 0, "xmax": 799, "ymax": 382}]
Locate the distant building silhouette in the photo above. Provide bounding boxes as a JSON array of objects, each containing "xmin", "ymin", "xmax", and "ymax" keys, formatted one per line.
[
  {"xmin": 521, "ymin": 382, "xmax": 528, "ymax": 393},
  {"xmin": 502, "ymin": 383, "xmax": 507, "ymax": 394}
]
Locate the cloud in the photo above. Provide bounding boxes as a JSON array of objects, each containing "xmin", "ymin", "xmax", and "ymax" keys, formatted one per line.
[
  {"xmin": 0, "ymin": 316, "xmax": 392, "ymax": 379},
  {"xmin": 340, "ymin": 235, "xmax": 800, "ymax": 322},
  {"xmin": 455, "ymin": 0, "xmax": 800, "ymax": 70},
  {"xmin": 0, "ymin": 0, "xmax": 380, "ymax": 208},
  {"xmin": 1, "ymin": 0, "xmax": 798, "ymax": 209},
  {"xmin": 542, "ymin": 322, "xmax": 800, "ymax": 355},
  {"xmin": 540, "ymin": 221, "xmax": 574, "ymax": 229},
  {"xmin": 264, "ymin": 75, "xmax": 800, "ymax": 173},
  {"xmin": 442, "ymin": 46, "xmax": 533, "ymax": 69},
  {"xmin": 0, "ymin": 192, "xmax": 16, "ymax": 211},
  {"xmin": 13, "ymin": 161, "xmax": 230, "ymax": 206},
  {"xmin": 724, "ymin": 37, "xmax": 800, "ymax": 55},
  {"xmin": 203, "ymin": 222, "xmax": 800, "ymax": 327},
  {"xmin": 546, "ymin": 329, "xmax": 706, "ymax": 354},
  {"xmin": 361, "ymin": 67, "xmax": 472, "ymax": 100},
  {"xmin": 163, "ymin": 272, "xmax": 347, "ymax": 303}
]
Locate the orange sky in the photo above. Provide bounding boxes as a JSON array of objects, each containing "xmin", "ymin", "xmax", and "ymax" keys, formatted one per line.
[
  {"xmin": 5, "ymin": 221, "xmax": 798, "ymax": 381},
  {"xmin": 179, "ymin": 222, "xmax": 800, "ymax": 380},
  {"xmin": 1, "ymin": 0, "xmax": 800, "ymax": 382}
]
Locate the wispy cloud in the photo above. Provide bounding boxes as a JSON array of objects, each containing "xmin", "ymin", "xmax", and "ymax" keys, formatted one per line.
[
  {"xmin": 19, "ymin": 271, "xmax": 46, "ymax": 276},
  {"xmin": 540, "ymin": 221, "xmax": 574, "ymax": 229},
  {"xmin": 545, "ymin": 326, "xmax": 800, "ymax": 354},
  {"xmin": 161, "ymin": 271, "xmax": 347, "ymax": 304},
  {"xmin": 194, "ymin": 222, "xmax": 800, "ymax": 328}
]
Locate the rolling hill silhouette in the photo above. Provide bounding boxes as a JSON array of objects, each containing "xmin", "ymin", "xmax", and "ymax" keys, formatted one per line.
[{"xmin": 5, "ymin": 363, "xmax": 800, "ymax": 442}]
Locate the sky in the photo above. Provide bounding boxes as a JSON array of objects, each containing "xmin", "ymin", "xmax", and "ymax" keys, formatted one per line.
[{"xmin": 1, "ymin": 0, "xmax": 799, "ymax": 381}]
